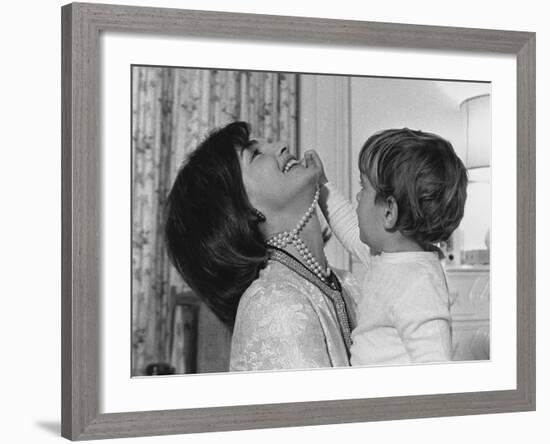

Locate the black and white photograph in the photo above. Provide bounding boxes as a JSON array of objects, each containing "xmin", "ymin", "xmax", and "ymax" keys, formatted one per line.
[
  {"xmin": 131, "ymin": 66, "xmax": 491, "ymax": 376},
  {"xmin": 3, "ymin": 0, "xmax": 543, "ymax": 442}
]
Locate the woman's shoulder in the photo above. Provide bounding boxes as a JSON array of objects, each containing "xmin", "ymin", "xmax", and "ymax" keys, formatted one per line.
[
  {"xmin": 231, "ymin": 262, "xmax": 324, "ymax": 358},
  {"xmin": 230, "ymin": 262, "xmax": 334, "ymax": 371},
  {"xmin": 238, "ymin": 261, "xmax": 314, "ymax": 311}
]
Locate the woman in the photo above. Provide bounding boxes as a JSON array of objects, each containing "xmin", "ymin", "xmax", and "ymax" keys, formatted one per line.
[{"xmin": 165, "ymin": 122, "xmax": 360, "ymax": 371}]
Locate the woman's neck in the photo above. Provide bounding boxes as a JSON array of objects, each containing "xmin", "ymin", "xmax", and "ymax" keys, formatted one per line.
[
  {"xmin": 285, "ymin": 214, "xmax": 327, "ymax": 268},
  {"xmin": 263, "ymin": 212, "xmax": 327, "ymax": 272}
]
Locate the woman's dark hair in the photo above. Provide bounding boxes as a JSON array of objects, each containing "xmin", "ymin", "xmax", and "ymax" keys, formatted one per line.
[
  {"xmin": 164, "ymin": 122, "xmax": 268, "ymax": 327},
  {"xmin": 358, "ymin": 128, "xmax": 468, "ymax": 246}
]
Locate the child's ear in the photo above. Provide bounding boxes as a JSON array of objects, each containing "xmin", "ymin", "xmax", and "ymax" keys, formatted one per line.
[{"xmin": 383, "ymin": 196, "xmax": 398, "ymax": 230}]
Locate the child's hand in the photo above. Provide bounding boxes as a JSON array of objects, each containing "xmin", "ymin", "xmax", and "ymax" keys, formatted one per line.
[{"xmin": 304, "ymin": 150, "xmax": 328, "ymax": 186}]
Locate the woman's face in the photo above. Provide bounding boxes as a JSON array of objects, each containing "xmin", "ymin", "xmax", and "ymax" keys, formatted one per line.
[{"xmin": 238, "ymin": 139, "xmax": 319, "ymax": 216}]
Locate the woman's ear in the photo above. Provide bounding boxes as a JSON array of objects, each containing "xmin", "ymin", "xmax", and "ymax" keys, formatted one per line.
[{"xmin": 383, "ymin": 196, "xmax": 398, "ymax": 230}]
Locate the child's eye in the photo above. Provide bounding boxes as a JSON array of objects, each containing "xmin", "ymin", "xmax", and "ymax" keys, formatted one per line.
[{"xmin": 252, "ymin": 148, "xmax": 260, "ymax": 159}]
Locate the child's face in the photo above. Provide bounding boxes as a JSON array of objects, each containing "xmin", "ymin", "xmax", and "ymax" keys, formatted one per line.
[{"xmin": 356, "ymin": 173, "xmax": 387, "ymax": 252}]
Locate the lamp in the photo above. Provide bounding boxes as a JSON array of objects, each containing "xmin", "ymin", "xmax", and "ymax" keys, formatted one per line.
[
  {"xmin": 460, "ymin": 94, "xmax": 491, "ymax": 171},
  {"xmin": 446, "ymin": 94, "xmax": 491, "ymax": 267}
]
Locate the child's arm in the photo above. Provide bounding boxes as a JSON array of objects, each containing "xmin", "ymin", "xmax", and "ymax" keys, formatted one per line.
[
  {"xmin": 391, "ymin": 277, "xmax": 453, "ymax": 363},
  {"xmin": 319, "ymin": 183, "xmax": 372, "ymax": 265},
  {"xmin": 306, "ymin": 151, "xmax": 371, "ymax": 266}
]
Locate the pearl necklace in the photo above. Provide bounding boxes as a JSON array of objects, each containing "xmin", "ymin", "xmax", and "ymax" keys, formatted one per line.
[{"xmin": 266, "ymin": 187, "xmax": 331, "ymax": 283}]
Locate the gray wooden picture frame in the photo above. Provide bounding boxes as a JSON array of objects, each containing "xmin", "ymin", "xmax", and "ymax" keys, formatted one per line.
[{"xmin": 61, "ymin": 2, "xmax": 536, "ymax": 440}]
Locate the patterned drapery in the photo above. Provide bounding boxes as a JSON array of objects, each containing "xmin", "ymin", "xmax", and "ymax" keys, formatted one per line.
[{"xmin": 131, "ymin": 66, "xmax": 297, "ymax": 375}]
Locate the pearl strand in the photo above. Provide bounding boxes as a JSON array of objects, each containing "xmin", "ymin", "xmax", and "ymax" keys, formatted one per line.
[{"xmin": 266, "ymin": 187, "xmax": 331, "ymax": 282}]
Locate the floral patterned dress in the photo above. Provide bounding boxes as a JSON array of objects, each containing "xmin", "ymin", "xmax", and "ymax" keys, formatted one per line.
[{"xmin": 229, "ymin": 251, "xmax": 360, "ymax": 371}]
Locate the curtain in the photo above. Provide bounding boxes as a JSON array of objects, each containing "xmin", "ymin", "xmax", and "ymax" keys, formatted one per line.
[{"xmin": 131, "ymin": 67, "xmax": 297, "ymax": 375}]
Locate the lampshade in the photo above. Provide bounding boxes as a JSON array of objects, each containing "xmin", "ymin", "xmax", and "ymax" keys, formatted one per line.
[{"xmin": 460, "ymin": 94, "xmax": 491, "ymax": 169}]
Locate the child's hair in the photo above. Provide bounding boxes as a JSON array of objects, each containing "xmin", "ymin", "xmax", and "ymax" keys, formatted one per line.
[{"xmin": 358, "ymin": 128, "xmax": 468, "ymax": 246}]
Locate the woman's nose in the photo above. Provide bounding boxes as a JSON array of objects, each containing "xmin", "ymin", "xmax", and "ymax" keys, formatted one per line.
[
  {"xmin": 262, "ymin": 140, "xmax": 287, "ymax": 155},
  {"xmin": 270, "ymin": 142, "xmax": 287, "ymax": 156},
  {"xmin": 278, "ymin": 144, "xmax": 288, "ymax": 156}
]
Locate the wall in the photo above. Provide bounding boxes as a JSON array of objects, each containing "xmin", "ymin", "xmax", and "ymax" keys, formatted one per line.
[
  {"xmin": 1, "ymin": 1, "xmax": 546, "ymax": 444},
  {"xmin": 351, "ymin": 78, "xmax": 467, "ymax": 164}
]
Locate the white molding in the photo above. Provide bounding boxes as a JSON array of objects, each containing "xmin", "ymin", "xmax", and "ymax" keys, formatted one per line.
[{"xmin": 299, "ymin": 75, "xmax": 352, "ymax": 271}]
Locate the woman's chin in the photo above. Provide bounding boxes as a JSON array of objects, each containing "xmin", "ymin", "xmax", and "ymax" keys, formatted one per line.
[
  {"xmin": 272, "ymin": 166, "xmax": 320, "ymax": 213},
  {"xmin": 299, "ymin": 164, "xmax": 320, "ymax": 185},
  {"xmin": 298, "ymin": 171, "xmax": 320, "ymax": 195}
]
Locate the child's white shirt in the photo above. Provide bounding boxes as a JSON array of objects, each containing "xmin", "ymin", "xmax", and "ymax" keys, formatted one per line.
[{"xmin": 319, "ymin": 182, "xmax": 453, "ymax": 365}]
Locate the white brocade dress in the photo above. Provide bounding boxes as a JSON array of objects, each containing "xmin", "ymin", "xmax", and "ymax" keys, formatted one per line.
[{"xmin": 229, "ymin": 251, "xmax": 360, "ymax": 372}]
